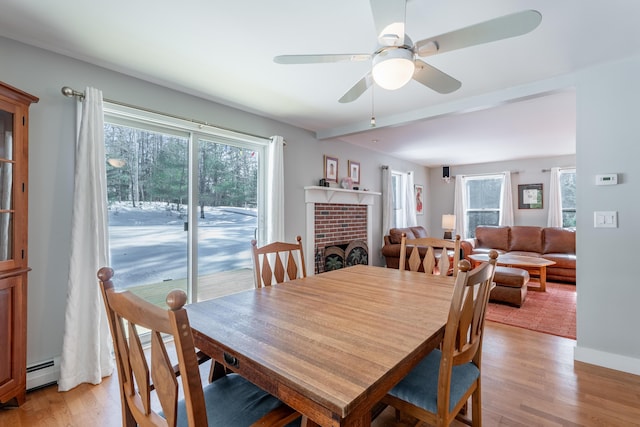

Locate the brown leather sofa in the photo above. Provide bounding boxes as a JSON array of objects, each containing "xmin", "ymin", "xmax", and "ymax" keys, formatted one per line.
[
  {"xmin": 466, "ymin": 225, "xmax": 576, "ymax": 284},
  {"xmin": 382, "ymin": 226, "xmax": 430, "ymax": 270},
  {"xmin": 381, "ymin": 226, "xmax": 467, "ymax": 271}
]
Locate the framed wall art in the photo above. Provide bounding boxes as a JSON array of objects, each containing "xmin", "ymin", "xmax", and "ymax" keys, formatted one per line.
[
  {"xmin": 324, "ymin": 155, "xmax": 338, "ymax": 183},
  {"xmin": 348, "ymin": 160, "xmax": 360, "ymax": 184},
  {"xmin": 518, "ymin": 183, "xmax": 543, "ymax": 209},
  {"xmin": 415, "ymin": 184, "xmax": 424, "ymax": 215}
]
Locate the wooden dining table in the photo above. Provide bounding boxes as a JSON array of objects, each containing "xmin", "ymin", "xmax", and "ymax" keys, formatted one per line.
[{"xmin": 186, "ymin": 265, "xmax": 455, "ymax": 427}]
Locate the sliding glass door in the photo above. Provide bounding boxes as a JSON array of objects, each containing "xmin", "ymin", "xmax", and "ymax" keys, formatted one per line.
[
  {"xmin": 104, "ymin": 108, "xmax": 266, "ymax": 305},
  {"xmin": 194, "ymin": 137, "xmax": 259, "ymax": 301}
]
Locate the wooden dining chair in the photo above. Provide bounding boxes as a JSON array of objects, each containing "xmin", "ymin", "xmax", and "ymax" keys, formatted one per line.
[
  {"xmin": 399, "ymin": 233, "xmax": 462, "ymax": 276},
  {"xmin": 98, "ymin": 267, "xmax": 300, "ymax": 427},
  {"xmin": 251, "ymin": 236, "xmax": 306, "ymax": 287},
  {"xmin": 382, "ymin": 251, "xmax": 498, "ymax": 427}
]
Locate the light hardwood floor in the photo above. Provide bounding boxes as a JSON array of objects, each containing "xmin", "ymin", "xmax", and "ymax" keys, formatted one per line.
[{"xmin": 2, "ymin": 321, "xmax": 640, "ymax": 426}]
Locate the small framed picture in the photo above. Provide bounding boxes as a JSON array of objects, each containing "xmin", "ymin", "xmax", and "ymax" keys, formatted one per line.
[
  {"xmin": 324, "ymin": 155, "xmax": 338, "ymax": 183},
  {"xmin": 348, "ymin": 160, "xmax": 360, "ymax": 184},
  {"xmin": 518, "ymin": 183, "xmax": 543, "ymax": 209},
  {"xmin": 415, "ymin": 184, "xmax": 424, "ymax": 215}
]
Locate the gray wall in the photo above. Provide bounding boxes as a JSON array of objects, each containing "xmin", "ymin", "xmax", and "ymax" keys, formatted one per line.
[
  {"xmin": 428, "ymin": 155, "xmax": 576, "ymax": 237},
  {"xmin": 574, "ymin": 54, "xmax": 640, "ymax": 372},
  {"xmin": 2, "ymin": 34, "xmax": 639, "ymax": 376},
  {"xmin": 0, "ymin": 36, "xmax": 426, "ymax": 368}
]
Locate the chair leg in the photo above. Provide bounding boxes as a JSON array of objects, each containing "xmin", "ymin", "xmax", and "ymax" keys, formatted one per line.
[
  {"xmin": 471, "ymin": 388, "xmax": 482, "ymax": 427},
  {"xmin": 460, "ymin": 400, "xmax": 468, "ymax": 416},
  {"xmin": 454, "ymin": 398, "xmax": 474, "ymax": 426}
]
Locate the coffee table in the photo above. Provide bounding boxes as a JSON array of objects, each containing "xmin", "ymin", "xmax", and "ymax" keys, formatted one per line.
[{"xmin": 468, "ymin": 253, "xmax": 555, "ymax": 292}]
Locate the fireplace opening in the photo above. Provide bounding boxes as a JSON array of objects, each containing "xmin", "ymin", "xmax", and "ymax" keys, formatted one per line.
[{"xmin": 321, "ymin": 240, "xmax": 369, "ymax": 272}]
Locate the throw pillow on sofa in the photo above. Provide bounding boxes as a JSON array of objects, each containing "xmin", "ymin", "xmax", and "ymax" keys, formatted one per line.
[{"xmin": 388, "ymin": 226, "xmax": 428, "ymax": 244}]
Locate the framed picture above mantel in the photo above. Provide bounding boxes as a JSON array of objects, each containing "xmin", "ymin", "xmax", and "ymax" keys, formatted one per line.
[
  {"xmin": 518, "ymin": 183, "xmax": 543, "ymax": 209},
  {"xmin": 324, "ymin": 155, "xmax": 338, "ymax": 183},
  {"xmin": 348, "ymin": 160, "xmax": 360, "ymax": 184}
]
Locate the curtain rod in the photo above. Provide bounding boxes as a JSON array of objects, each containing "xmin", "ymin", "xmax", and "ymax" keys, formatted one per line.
[
  {"xmin": 60, "ymin": 86, "xmax": 273, "ymax": 142},
  {"xmin": 541, "ymin": 167, "xmax": 575, "ymax": 172},
  {"xmin": 453, "ymin": 171, "xmax": 519, "ymax": 179}
]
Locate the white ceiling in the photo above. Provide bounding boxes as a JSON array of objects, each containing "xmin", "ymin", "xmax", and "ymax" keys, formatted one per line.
[{"xmin": 2, "ymin": 0, "xmax": 639, "ymax": 166}]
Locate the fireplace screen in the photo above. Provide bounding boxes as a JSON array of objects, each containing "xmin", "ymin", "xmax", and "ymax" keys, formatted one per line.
[{"xmin": 322, "ymin": 240, "xmax": 368, "ymax": 272}]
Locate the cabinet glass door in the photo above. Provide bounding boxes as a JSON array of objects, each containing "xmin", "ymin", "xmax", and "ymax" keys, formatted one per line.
[{"xmin": 0, "ymin": 108, "xmax": 14, "ymax": 263}]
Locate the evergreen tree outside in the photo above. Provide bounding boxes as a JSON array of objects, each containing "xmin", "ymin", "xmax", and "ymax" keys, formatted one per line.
[
  {"xmin": 104, "ymin": 124, "xmax": 258, "ymax": 212},
  {"xmin": 560, "ymin": 170, "xmax": 576, "ymax": 227}
]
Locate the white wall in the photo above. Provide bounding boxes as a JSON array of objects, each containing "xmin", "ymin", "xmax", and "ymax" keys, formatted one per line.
[
  {"xmin": 428, "ymin": 155, "xmax": 576, "ymax": 236},
  {"xmin": 573, "ymin": 54, "xmax": 640, "ymax": 373},
  {"xmin": 0, "ymin": 36, "xmax": 425, "ymax": 368}
]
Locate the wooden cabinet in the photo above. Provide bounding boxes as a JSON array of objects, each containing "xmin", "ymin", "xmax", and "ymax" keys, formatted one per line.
[{"xmin": 0, "ymin": 82, "xmax": 37, "ymax": 406}]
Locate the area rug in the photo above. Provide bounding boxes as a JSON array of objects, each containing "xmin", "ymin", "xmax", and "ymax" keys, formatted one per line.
[{"xmin": 486, "ymin": 281, "xmax": 576, "ymax": 339}]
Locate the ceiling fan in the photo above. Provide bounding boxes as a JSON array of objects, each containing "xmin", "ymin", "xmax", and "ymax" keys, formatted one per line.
[{"xmin": 274, "ymin": 0, "xmax": 542, "ymax": 103}]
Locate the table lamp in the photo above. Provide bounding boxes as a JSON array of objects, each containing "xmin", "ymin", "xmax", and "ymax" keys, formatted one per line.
[{"xmin": 442, "ymin": 214, "xmax": 456, "ymax": 239}]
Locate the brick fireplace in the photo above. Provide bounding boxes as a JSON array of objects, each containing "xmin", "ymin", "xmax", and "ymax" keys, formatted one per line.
[{"xmin": 304, "ymin": 186, "xmax": 380, "ymax": 275}]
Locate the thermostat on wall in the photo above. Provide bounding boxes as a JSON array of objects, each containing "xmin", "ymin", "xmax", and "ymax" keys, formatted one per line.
[{"xmin": 595, "ymin": 174, "xmax": 618, "ymax": 185}]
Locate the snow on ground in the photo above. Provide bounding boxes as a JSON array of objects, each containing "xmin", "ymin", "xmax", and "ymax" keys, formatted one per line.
[
  {"xmin": 108, "ymin": 201, "xmax": 256, "ymax": 226},
  {"xmin": 107, "ymin": 201, "xmax": 257, "ymax": 288}
]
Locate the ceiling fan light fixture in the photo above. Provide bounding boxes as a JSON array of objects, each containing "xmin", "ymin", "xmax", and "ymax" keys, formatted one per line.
[
  {"xmin": 378, "ymin": 22, "xmax": 405, "ymax": 46},
  {"xmin": 372, "ymin": 48, "xmax": 415, "ymax": 90}
]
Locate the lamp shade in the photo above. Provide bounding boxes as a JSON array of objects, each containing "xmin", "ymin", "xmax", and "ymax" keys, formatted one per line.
[
  {"xmin": 372, "ymin": 48, "xmax": 415, "ymax": 90},
  {"xmin": 442, "ymin": 214, "xmax": 456, "ymax": 230}
]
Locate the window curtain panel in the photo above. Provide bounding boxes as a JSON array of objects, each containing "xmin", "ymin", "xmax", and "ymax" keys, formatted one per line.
[
  {"xmin": 266, "ymin": 135, "xmax": 285, "ymax": 244},
  {"xmin": 499, "ymin": 171, "xmax": 515, "ymax": 226},
  {"xmin": 405, "ymin": 171, "xmax": 418, "ymax": 227},
  {"xmin": 453, "ymin": 175, "xmax": 466, "ymax": 239},
  {"xmin": 59, "ymin": 87, "xmax": 113, "ymax": 391},
  {"xmin": 547, "ymin": 167, "xmax": 563, "ymax": 227},
  {"xmin": 381, "ymin": 166, "xmax": 392, "ymax": 246}
]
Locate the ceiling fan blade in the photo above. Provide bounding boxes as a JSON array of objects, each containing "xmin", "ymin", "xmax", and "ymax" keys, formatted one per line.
[
  {"xmin": 339, "ymin": 73, "xmax": 374, "ymax": 103},
  {"xmin": 369, "ymin": 0, "xmax": 406, "ymax": 46},
  {"xmin": 412, "ymin": 60, "xmax": 461, "ymax": 94},
  {"xmin": 274, "ymin": 53, "xmax": 371, "ymax": 64},
  {"xmin": 415, "ymin": 10, "xmax": 542, "ymax": 57}
]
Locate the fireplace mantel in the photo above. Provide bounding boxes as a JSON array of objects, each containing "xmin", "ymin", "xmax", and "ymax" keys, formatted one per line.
[
  {"xmin": 304, "ymin": 186, "xmax": 380, "ymax": 275},
  {"xmin": 304, "ymin": 186, "xmax": 380, "ymax": 206}
]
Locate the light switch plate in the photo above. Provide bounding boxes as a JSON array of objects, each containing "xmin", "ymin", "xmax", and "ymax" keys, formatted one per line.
[{"xmin": 594, "ymin": 211, "xmax": 617, "ymax": 228}]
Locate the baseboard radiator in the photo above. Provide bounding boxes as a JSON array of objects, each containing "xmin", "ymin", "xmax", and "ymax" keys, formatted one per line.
[{"xmin": 26, "ymin": 356, "xmax": 60, "ymax": 391}]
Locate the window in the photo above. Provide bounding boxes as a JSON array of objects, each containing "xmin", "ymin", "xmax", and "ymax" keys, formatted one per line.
[
  {"xmin": 391, "ymin": 172, "xmax": 405, "ymax": 228},
  {"xmin": 464, "ymin": 175, "xmax": 504, "ymax": 238},
  {"xmin": 390, "ymin": 171, "xmax": 415, "ymax": 228},
  {"xmin": 560, "ymin": 169, "xmax": 576, "ymax": 227}
]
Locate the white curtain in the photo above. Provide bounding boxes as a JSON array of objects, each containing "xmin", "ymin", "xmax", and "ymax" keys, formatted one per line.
[
  {"xmin": 453, "ymin": 176, "xmax": 466, "ymax": 239},
  {"xmin": 266, "ymin": 135, "xmax": 285, "ymax": 244},
  {"xmin": 499, "ymin": 171, "xmax": 515, "ymax": 226},
  {"xmin": 405, "ymin": 171, "xmax": 417, "ymax": 227},
  {"xmin": 381, "ymin": 166, "xmax": 392, "ymax": 246},
  {"xmin": 59, "ymin": 88, "xmax": 113, "ymax": 391},
  {"xmin": 547, "ymin": 167, "xmax": 563, "ymax": 227}
]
